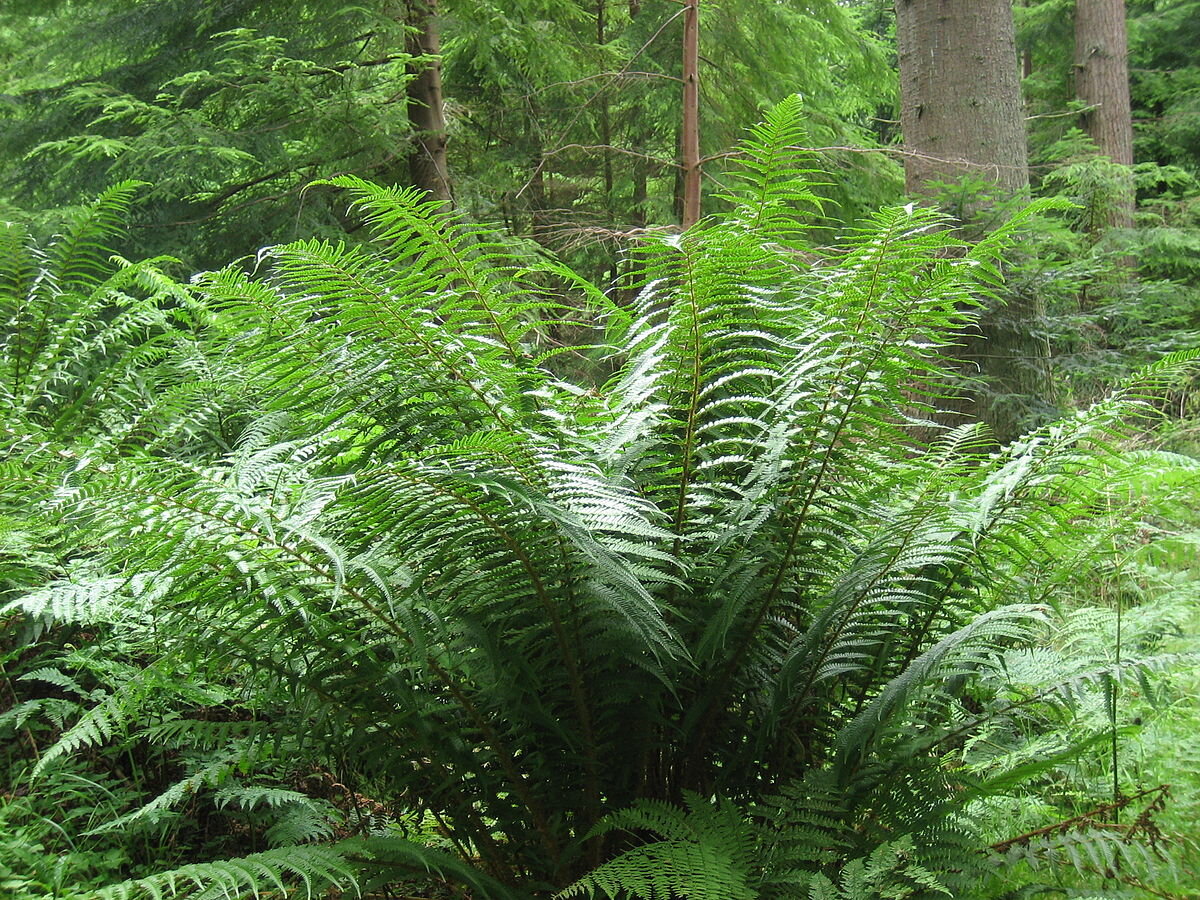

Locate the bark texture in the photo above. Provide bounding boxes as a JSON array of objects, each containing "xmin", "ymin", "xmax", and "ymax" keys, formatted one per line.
[
  {"xmin": 680, "ymin": 0, "xmax": 701, "ymax": 229},
  {"xmin": 895, "ymin": 0, "xmax": 1029, "ymax": 201},
  {"xmin": 895, "ymin": 0, "xmax": 1052, "ymax": 442},
  {"xmin": 597, "ymin": 0, "xmax": 614, "ymax": 213},
  {"xmin": 404, "ymin": 0, "xmax": 451, "ymax": 203},
  {"xmin": 1075, "ymin": 0, "xmax": 1135, "ymax": 227}
]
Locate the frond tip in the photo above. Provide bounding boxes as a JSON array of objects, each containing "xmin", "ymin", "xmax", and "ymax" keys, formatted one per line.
[{"xmin": 717, "ymin": 94, "xmax": 826, "ymax": 241}]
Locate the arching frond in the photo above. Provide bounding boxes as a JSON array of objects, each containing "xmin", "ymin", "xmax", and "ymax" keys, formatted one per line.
[
  {"xmin": 8, "ymin": 101, "xmax": 1196, "ymax": 899},
  {"xmin": 94, "ymin": 844, "xmax": 358, "ymax": 900}
]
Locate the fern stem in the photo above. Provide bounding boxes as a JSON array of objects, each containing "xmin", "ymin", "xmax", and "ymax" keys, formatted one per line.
[
  {"xmin": 669, "ymin": 237, "xmax": 708, "ymax": 547},
  {"xmin": 424, "ymin": 655, "xmax": 564, "ymax": 862},
  {"xmin": 1107, "ymin": 469, "xmax": 1124, "ymax": 823}
]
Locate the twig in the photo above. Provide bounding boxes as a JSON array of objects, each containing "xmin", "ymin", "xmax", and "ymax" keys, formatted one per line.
[
  {"xmin": 702, "ymin": 144, "xmax": 1035, "ymax": 173},
  {"xmin": 1026, "ymin": 103, "xmax": 1101, "ymax": 120},
  {"xmin": 517, "ymin": 6, "xmax": 687, "ymax": 199},
  {"xmin": 538, "ymin": 143, "xmax": 677, "ymax": 166},
  {"xmin": 990, "ymin": 784, "xmax": 1169, "ymax": 853},
  {"xmin": 527, "ymin": 70, "xmax": 682, "ymax": 96}
]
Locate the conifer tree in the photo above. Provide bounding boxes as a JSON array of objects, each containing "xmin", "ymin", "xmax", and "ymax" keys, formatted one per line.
[
  {"xmin": 1075, "ymin": 0, "xmax": 1135, "ymax": 227},
  {"xmin": 401, "ymin": 0, "xmax": 452, "ymax": 202},
  {"xmin": 894, "ymin": 0, "xmax": 1053, "ymax": 440}
]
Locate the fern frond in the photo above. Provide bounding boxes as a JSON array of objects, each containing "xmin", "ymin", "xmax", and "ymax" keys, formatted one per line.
[
  {"xmin": 95, "ymin": 844, "xmax": 358, "ymax": 900},
  {"xmin": 717, "ymin": 94, "xmax": 826, "ymax": 243},
  {"xmin": 559, "ymin": 793, "xmax": 758, "ymax": 900},
  {"xmin": 44, "ymin": 179, "xmax": 145, "ymax": 289}
]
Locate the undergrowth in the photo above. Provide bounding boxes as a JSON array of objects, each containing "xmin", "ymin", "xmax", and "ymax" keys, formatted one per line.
[{"xmin": 0, "ymin": 98, "xmax": 1198, "ymax": 900}]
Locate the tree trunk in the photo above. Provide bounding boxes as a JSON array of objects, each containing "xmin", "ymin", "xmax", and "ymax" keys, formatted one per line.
[
  {"xmin": 1022, "ymin": 0, "xmax": 1034, "ymax": 79},
  {"xmin": 1075, "ymin": 0, "xmax": 1135, "ymax": 228},
  {"xmin": 895, "ymin": 0, "xmax": 1051, "ymax": 442},
  {"xmin": 625, "ymin": 0, "xmax": 647, "ymax": 230},
  {"xmin": 404, "ymin": 0, "xmax": 451, "ymax": 203},
  {"xmin": 896, "ymin": 0, "xmax": 1029, "ymax": 202},
  {"xmin": 680, "ymin": 0, "xmax": 701, "ymax": 229},
  {"xmin": 529, "ymin": 153, "xmax": 553, "ymax": 248},
  {"xmin": 597, "ymin": 0, "xmax": 614, "ymax": 215}
]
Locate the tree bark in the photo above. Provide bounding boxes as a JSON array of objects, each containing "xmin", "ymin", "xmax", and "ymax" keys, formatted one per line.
[
  {"xmin": 529, "ymin": 152, "xmax": 553, "ymax": 248},
  {"xmin": 1075, "ymin": 0, "xmax": 1135, "ymax": 227},
  {"xmin": 404, "ymin": 0, "xmax": 451, "ymax": 203},
  {"xmin": 622, "ymin": 0, "xmax": 647, "ymax": 230},
  {"xmin": 597, "ymin": 0, "xmax": 614, "ymax": 214},
  {"xmin": 680, "ymin": 0, "xmax": 701, "ymax": 229},
  {"xmin": 895, "ymin": 0, "xmax": 1051, "ymax": 442},
  {"xmin": 896, "ymin": 0, "xmax": 1029, "ymax": 202},
  {"xmin": 1022, "ymin": 0, "xmax": 1034, "ymax": 79}
]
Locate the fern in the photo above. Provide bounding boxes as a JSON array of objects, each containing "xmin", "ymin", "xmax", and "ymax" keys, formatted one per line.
[
  {"xmin": 0, "ymin": 182, "xmax": 236, "ymax": 462},
  {"xmin": 559, "ymin": 795, "xmax": 952, "ymax": 900},
  {"xmin": 6, "ymin": 99, "xmax": 1197, "ymax": 898},
  {"xmin": 558, "ymin": 794, "xmax": 758, "ymax": 900},
  {"xmin": 716, "ymin": 93, "xmax": 826, "ymax": 242},
  {"xmin": 804, "ymin": 838, "xmax": 950, "ymax": 900},
  {"xmin": 95, "ymin": 845, "xmax": 358, "ymax": 900}
]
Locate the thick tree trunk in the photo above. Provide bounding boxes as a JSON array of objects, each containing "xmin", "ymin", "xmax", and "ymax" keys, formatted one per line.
[
  {"xmin": 895, "ymin": 0, "xmax": 1051, "ymax": 442},
  {"xmin": 404, "ymin": 0, "xmax": 451, "ymax": 203},
  {"xmin": 896, "ymin": 0, "xmax": 1029, "ymax": 201},
  {"xmin": 1075, "ymin": 0, "xmax": 1135, "ymax": 228},
  {"xmin": 680, "ymin": 0, "xmax": 701, "ymax": 229}
]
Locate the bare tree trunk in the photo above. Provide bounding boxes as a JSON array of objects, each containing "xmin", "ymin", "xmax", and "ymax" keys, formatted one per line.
[
  {"xmin": 624, "ymin": 0, "xmax": 647, "ymax": 230},
  {"xmin": 1022, "ymin": 0, "xmax": 1034, "ymax": 79},
  {"xmin": 896, "ymin": 0, "xmax": 1029, "ymax": 201},
  {"xmin": 680, "ymin": 0, "xmax": 701, "ymax": 229},
  {"xmin": 1075, "ymin": 0, "xmax": 1135, "ymax": 228},
  {"xmin": 895, "ymin": 0, "xmax": 1051, "ymax": 442},
  {"xmin": 597, "ymin": 0, "xmax": 614, "ymax": 215},
  {"xmin": 631, "ymin": 156, "xmax": 648, "ymax": 228},
  {"xmin": 404, "ymin": 0, "xmax": 451, "ymax": 203}
]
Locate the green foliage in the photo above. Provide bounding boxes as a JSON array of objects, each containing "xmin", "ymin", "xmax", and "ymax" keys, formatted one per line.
[
  {"xmin": 804, "ymin": 839, "xmax": 949, "ymax": 900},
  {"xmin": 0, "ymin": 2, "xmax": 423, "ymax": 268},
  {"xmin": 964, "ymin": 467, "xmax": 1200, "ymax": 898},
  {"xmin": 1130, "ymin": 0, "xmax": 1200, "ymax": 171},
  {"xmin": 0, "ymin": 3, "xmax": 1196, "ymax": 896},
  {"xmin": 0, "ymin": 179, "xmax": 335, "ymax": 896},
  {"xmin": 0, "ymin": 765, "xmax": 138, "ymax": 899},
  {"xmin": 0, "ymin": 180, "xmax": 234, "ymax": 454},
  {"xmin": 557, "ymin": 794, "xmax": 759, "ymax": 900},
  {"xmin": 1015, "ymin": 146, "xmax": 1200, "ymax": 406},
  {"xmin": 1014, "ymin": 2, "xmax": 1200, "ymax": 414},
  {"xmin": 3, "ymin": 101, "xmax": 1195, "ymax": 899},
  {"xmin": 92, "ymin": 844, "xmax": 358, "ymax": 900},
  {"xmin": 558, "ymin": 795, "xmax": 950, "ymax": 900},
  {"xmin": 0, "ymin": 0, "xmax": 900, "ymax": 276}
]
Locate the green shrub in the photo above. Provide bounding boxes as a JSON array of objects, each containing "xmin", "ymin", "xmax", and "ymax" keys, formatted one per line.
[{"xmin": 3, "ymin": 99, "xmax": 1196, "ymax": 899}]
